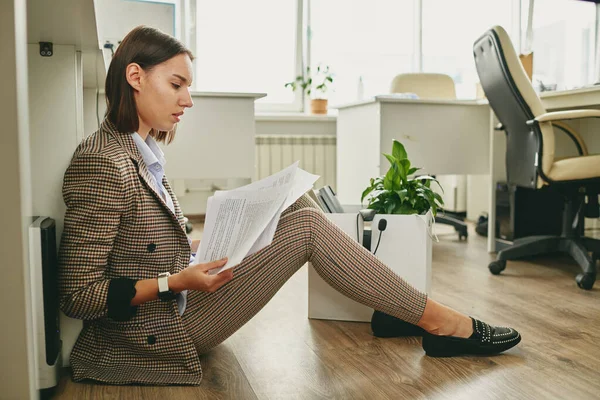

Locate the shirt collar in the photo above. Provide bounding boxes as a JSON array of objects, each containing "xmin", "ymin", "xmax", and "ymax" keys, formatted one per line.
[{"xmin": 131, "ymin": 132, "xmax": 166, "ymax": 167}]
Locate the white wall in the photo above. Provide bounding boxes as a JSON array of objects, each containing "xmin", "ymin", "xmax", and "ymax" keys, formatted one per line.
[
  {"xmin": 28, "ymin": 43, "xmax": 86, "ymax": 365},
  {"xmin": 0, "ymin": 1, "xmax": 36, "ymax": 398},
  {"xmin": 467, "ymin": 174, "xmax": 490, "ymax": 221},
  {"xmin": 84, "ymin": 88, "xmax": 106, "ymax": 135},
  {"xmin": 28, "ymin": 44, "xmax": 81, "ymax": 238}
]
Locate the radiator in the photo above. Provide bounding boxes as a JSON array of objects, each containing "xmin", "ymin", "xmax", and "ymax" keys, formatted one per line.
[{"xmin": 255, "ymin": 135, "xmax": 337, "ymax": 191}]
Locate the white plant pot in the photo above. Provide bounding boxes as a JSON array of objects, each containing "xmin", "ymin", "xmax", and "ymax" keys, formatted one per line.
[{"xmin": 308, "ymin": 210, "xmax": 433, "ymax": 322}]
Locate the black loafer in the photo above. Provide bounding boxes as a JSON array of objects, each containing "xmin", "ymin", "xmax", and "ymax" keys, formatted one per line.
[
  {"xmin": 422, "ymin": 317, "xmax": 521, "ymax": 357},
  {"xmin": 371, "ymin": 310, "xmax": 425, "ymax": 337}
]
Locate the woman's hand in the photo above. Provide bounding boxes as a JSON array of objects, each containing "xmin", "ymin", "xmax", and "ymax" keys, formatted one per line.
[{"xmin": 171, "ymin": 258, "xmax": 234, "ymax": 293}]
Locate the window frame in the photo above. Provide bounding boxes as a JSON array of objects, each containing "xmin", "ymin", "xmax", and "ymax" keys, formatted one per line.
[{"xmin": 254, "ymin": 0, "xmax": 306, "ymax": 112}]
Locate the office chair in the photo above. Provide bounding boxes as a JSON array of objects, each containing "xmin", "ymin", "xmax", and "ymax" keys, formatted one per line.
[
  {"xmin": 473, "ymin": 25, "xmax": 600, "ymax": 290},
  {"xmin": 389, "ymin": 72, "xmax": 469, "ymax": 240}
]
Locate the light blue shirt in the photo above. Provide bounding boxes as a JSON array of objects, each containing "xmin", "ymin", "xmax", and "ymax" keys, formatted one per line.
[{"xmin": 131, "ymin": 132, "xmax": 190, "ymax": 315}]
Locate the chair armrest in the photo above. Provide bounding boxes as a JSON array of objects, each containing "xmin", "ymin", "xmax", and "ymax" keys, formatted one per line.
[
  {"xmin": 552, "ymin": 121, "xmax": 588, "ymax": 156},
  {"xmin": 528, "ymin": 110, "xmax": 600, "ymax": 125}
]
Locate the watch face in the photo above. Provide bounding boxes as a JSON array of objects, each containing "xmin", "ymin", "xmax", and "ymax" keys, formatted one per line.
[{"xmin": 157, "ymin": 273, "xmax": 172, "ymax": 300}]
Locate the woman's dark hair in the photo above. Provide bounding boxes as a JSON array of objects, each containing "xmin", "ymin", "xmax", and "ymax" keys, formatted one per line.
[{"xmin": 105, "ymin": 25, "xmax": 194, "ymax": 144}]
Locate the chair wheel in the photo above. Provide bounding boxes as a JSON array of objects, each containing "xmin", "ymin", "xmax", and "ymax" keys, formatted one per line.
[
  {"xmin": 457, "ymin": 228, "xmax": 468, "ymax": 241},
  {"xmin": 489, "ymin": 260, "xmax": 506, "ymax": 275},
  {"xmin": 576, "ymin": 273, "xmax": 595, "ymax": 290}
]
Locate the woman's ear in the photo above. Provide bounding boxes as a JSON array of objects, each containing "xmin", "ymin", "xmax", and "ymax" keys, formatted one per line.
[{"xmin": 125, "ymin": 63, "xmax": 143, "ymax": 91}]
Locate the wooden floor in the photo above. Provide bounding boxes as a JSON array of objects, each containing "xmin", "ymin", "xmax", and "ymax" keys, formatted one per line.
[{"xmin": 52, "ymin": 223, "xmax": 600, "ymax": 399}]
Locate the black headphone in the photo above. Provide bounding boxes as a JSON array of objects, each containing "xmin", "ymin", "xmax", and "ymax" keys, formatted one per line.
[
  {"xmin": 373, "ymin": 219, "xmax": 387, "ymax": 255},
  {"xmin": 356, "ymin": 209, "xmax": 387, "ymax": 255}
]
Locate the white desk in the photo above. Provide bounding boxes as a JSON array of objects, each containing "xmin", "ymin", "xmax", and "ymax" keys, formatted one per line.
[
  {"xmin": 161, "ymin": 91, "xmax": 266, "ymax": 215},
  {"xmin": 334, "ymin": 95, "xmax": 491, "ymax": 206},
  {"xmin": 487, "ymin": 86, "xmax": 600, "ymax": 251},
  {"xmin": 163, "ymin": 91, "xmax": 266, "ymax": 180},
  {"xmin": 540, "ymin": 85, "xmax": 600, "ymax": 111}
]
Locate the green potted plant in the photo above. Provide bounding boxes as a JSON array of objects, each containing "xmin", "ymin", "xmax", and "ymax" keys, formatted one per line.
[
  {"xmin": 361, "ymin": 139, "xmax": 444, "ymax": 216},
  {"xmin": 285, "ymin": 64, "xmax": 334, "ymax": 114}
]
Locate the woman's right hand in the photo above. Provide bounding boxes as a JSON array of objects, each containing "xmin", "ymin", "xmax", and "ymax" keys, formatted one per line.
[{"xmin": 171, "ymin": 258, "xmax": 234, "ymax": 293}]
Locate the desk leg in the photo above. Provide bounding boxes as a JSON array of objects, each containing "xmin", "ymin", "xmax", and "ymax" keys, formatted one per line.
[{"xmin": 488, "ymin": 111, "xmax": 507, "ymax": 253}]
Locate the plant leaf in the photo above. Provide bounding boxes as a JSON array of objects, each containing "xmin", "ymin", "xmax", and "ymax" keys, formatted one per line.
[
  {"xmin": 411, "ymin": 175, "xmax": 444, "ymax": 193},
  {"xmin": 383, "ymin": 168, "xmax": 395, "ymax": 190},
  {"xmin": 396, "ymin": 203, "xmax": 416, "ymax": 214},
  {"xmin": 408, "ymin": 167, "xmax": 420, "ymax": 176},
  {"xmin": 398, "ymin": 159, "xmax": 410, "ymax": 183},
  {"xmin": 361, "ymin": 185, "xmax": 376, "ymax": 203},
  {"xmin": 433, "ymin": 192, "xmax": 444, "ymax": 205},
  {"xmin": 392, "ymin": 140, "xmax": 408, "ymax": 160},
  {"xmin": 383, "ymin": 153, "xmax": 397, "ymax": 167},
  {"xmin": 386, "ymin": 201, "xmax": 396, "ymax": 214}
]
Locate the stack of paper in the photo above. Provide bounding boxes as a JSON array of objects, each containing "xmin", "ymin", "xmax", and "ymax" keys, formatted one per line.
[{"xmin": 192, "ymin": 162, "xmax": 319, "ymax": 275}]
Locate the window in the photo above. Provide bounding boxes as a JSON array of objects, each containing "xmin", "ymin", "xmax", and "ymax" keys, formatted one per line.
[
  {"xmin": 422, "ymin": 0, "xmax": 516, "ymax": 99},
  {"xmin": 195, "ymin": 0, "xmax": 300, "ymax": 110},
  {"xmin": 522, "ymin": 0, "xmax": 596, "ymax": 91},
  {"xmin": 187, "ymin": 0, "xmax": 600, "ymax": 111},
  {"xmin": 310, "ymin": 0, "xmax": 415, "ymax": 107}
]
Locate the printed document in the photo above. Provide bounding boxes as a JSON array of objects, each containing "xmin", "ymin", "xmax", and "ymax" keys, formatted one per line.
[{"xmin": 192, "ymin": 162, "xmax": 319, "ymax": 274}]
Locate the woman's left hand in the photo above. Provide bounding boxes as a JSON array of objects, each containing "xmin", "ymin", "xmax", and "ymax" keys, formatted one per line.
[{"xmin": 171, "ymin": 258, "xmax": 233, "ymax": 293}]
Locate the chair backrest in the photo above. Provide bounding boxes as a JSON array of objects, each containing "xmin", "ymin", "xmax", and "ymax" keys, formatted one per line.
[
  {"xmin": 389, "ymin": 73, "xmax": 456, "ymax": 99},
  {"xmin": 473, "ymin": 25, "xmax": 555, "ymax": 189}
]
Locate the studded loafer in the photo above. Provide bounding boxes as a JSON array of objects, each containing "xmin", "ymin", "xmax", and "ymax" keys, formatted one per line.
[
  {"xmin": 422, "ymin": 317, "xmax": 521, "ymax": 357},
  {"xmin": 371, "ymin": 310, "xmax": 426, "ymax": 337}
]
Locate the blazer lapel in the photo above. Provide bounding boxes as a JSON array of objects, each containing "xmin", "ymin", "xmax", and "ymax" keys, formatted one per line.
[
  {"xmin": 101, "ymin": 120, "xmax": 186, "ymax": 234},
  {"xmin": 162, "ymin": 176, "xmax": 186, "ymax": 232}
]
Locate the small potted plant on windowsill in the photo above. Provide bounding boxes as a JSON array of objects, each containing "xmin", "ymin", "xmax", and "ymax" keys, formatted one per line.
[{"xmin": 285, "ymin": 64, "xmax": 334, "ymax": 114}]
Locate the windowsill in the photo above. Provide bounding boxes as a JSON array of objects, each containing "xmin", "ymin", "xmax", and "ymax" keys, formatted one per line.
[{"xmin": 254, "ymin": 112, "xmax": 338, "ymax": 122}]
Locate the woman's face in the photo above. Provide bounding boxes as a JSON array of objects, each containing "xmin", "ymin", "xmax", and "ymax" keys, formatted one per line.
[{"xmin": 127, "ymin": 53, "xmax": 194, "ymax": 134}]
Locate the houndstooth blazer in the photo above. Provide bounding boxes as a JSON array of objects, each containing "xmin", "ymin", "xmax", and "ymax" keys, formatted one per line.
[{"xmin": 58, "ymin": 119, "xmax": 203, "ymax": 385}]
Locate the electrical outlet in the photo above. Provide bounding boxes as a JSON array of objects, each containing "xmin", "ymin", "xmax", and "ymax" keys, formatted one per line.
[{"xmin": 39, "ymin": 42, "xmax": 53, "ymax": 57}]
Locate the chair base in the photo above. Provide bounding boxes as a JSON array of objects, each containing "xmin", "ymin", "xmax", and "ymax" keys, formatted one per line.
[
  {"xmin": 437, "ymin": 215, "xmax": 468, "ymax": 240},
  {"xmin": 491, "ymin": 235, "xmax": 600, "ymax": 290}
]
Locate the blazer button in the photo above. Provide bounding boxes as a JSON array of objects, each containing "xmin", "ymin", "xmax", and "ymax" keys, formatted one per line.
[
  {"xmin": 147, "ymin": 243, "xmax": 157, "ymax": 252},
  {"xmin": 147, "ymin": 335, "xmax": 157, "ymax": 345}
]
